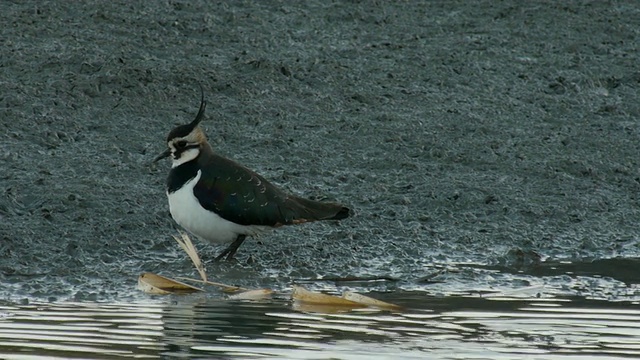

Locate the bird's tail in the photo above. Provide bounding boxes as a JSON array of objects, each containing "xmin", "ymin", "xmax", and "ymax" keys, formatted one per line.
[{"xmin": 288, "ymin": 197, "xmax": 351, "ymax": 223}]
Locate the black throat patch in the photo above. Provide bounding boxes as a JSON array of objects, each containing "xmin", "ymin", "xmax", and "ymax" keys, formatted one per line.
[{"xmin": 167, "ymin": 160, "xmax": 200, "ymax": 194}]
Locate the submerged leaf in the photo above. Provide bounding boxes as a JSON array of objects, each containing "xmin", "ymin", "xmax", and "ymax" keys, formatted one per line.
[{"xmin": 292, "ymin": 302, "xmax": 360, "ymax": 314}]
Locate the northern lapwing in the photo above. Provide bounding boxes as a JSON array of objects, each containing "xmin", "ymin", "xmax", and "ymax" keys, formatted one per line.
[{"xmin": 153, "ymin": 91, "xmax": 350, "ymax": 261}]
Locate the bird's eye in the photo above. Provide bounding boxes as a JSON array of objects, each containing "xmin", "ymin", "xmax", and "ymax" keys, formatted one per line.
[{"xmin": 175, "ymin": 140, "xmax": 187, "ymax": 149}]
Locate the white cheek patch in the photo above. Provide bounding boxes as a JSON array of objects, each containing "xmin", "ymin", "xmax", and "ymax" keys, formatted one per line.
[{"xmin": 172, "ymin": 147, "xmax": 200, "ymax": 167}]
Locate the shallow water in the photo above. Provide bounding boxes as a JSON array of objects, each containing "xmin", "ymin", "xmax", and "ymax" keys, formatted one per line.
[{"xmin": 1, "ymin": 287, "xmax": 639, "ymax": 359}]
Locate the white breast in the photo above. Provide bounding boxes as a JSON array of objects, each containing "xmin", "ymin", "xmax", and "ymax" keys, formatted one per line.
[{"xmin": 167, "ymin": 170, "xmax": 268, "ymax": 244}]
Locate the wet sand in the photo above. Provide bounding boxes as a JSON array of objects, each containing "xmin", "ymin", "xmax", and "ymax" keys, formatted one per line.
[{"xmin": 1, "ymin": 1, "xmax": 639, "ymax": 300}]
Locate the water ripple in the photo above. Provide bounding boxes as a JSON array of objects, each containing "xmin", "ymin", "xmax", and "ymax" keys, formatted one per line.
[{"xmin": 0, "ymin": 294, "xmax": 639, "ymax": 359}]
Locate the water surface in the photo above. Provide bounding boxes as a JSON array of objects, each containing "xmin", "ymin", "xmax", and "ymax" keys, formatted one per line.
[{"xmin": 1, "ymin": 288, "xmax": 639, "ymax": 359}]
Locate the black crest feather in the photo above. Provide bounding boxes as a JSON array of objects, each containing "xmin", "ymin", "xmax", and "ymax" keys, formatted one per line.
[{"xmin": 167, "ymin": 85, "xmax": 206, "ymax": 141}]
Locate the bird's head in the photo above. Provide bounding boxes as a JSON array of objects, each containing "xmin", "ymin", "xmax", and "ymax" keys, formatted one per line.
[{"xmin": 153, "ymin": 92, "xmax": 208, "ymax": 168}]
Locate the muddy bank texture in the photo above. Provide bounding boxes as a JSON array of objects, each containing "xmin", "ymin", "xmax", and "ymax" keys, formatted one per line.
[{"xmin": 1, "ymin": 1, "xmax": 639, "ymax": 300}]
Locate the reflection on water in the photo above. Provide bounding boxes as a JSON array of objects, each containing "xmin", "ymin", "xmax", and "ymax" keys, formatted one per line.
[
  {"xmin": 0, "ymin": 302, "xmax": 165, "ymax": 359},
  {"xmin": 0, "ymin": 292, "xmax": 639, "ymax": 359}
]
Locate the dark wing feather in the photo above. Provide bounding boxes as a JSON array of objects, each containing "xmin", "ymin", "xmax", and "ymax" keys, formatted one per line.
[{"xmin": 193, "ymin": 153, "xmax": 347, "ymax": 226}]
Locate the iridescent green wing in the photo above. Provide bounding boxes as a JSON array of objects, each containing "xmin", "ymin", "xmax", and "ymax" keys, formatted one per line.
[{"xmin": 193, "ymin": 154, "xmax": 297, "ymax": 226}]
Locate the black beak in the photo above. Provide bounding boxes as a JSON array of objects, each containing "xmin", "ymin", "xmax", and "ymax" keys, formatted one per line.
[{"xmin": 153, "ymin": 148, "xmax": 171, "ymax": 163}]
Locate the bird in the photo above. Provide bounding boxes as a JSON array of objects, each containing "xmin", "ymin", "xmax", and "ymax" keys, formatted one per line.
[{"xmin": 153, "ymin": 90, "xmax": 351, "ymax": 261}]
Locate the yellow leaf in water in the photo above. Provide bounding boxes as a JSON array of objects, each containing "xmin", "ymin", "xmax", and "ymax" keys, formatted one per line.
[
  {"xmin": 138, "ymin": 273, "xmax": 203, "ymax": 294},
  {"xmin": 342, "ymin": 291, "xmax": 403, "ymax": 311},
  {"xmin": 227, "ymin": 289, "xmax": 274, "ymax": 300},
  {"xmin": 291, "ymin": 285, "xmax": 366, "ymax": 307}
]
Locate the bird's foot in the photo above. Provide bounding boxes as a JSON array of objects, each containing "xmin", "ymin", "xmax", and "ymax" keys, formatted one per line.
[{"xmin": 214, "ymin": 235, "xmax": 246, "ymax": 261}]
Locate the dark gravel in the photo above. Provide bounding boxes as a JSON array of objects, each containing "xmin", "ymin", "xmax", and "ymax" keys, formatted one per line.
[{"xmin": 1, "ymin": 1, "xmax": 639, "ymax": 301}]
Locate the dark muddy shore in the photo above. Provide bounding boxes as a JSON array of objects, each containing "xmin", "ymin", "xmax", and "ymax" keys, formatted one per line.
[{"xmin": 1, "ymin": 1, "xmax": 639, "ymax": 301}]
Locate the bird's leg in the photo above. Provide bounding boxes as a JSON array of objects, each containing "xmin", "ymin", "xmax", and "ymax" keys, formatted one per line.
[{"xmin": 214, "ymin": 234, "xmax": 247, "ymax": 261}]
